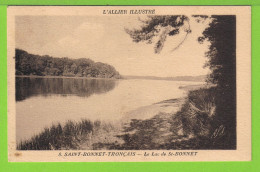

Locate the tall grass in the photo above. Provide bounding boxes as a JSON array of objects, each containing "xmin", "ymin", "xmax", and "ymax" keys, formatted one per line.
[
  {"xmin": 171, "ymin": 87, "xmax": 232, "ymax": 149},
  {"xmin": 17, "ymin": 119, "xmax": 94, "ymax": 150},
  {"xmin": 17, "ymin": 119, "xmax": 122, "ymax": 150},
  {"xmin": 174, "ymin": 88, "xmax": 216, "ymax": 137}
]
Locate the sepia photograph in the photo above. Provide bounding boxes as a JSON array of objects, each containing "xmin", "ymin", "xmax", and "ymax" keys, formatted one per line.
[{"xmin": 7, "ymin": 6, "xmax": 251, "ymax": 162}]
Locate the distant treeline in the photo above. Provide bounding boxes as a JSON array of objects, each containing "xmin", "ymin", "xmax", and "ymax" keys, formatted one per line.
[
  {"xmin": 123, "ymin": 75, "xmax": 206, "ymax": 82},
  {"xmin": 15, "ymin": 49, "xmax": 121, "ymax": 79}
]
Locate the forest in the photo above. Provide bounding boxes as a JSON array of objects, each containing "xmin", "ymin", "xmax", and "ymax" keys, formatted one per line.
[{"xmin": 15, "ymin": 49, "xmax": 121, "ymax": 79}]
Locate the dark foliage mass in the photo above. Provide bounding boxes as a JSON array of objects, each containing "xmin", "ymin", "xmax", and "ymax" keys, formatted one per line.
[
  {"xmin": 15, "ymin": 49, "xmax": 121, "ymax": 79},
  {"xmin": 172, "ymin": 87, "xmax": 233, "ymax": 149},
  {"xmin": 199, "ymin": 16, "xmax": 236, "ymax": 148},
  {"xmin": 126, "ymin": 15, "xmax": 237, "ymax": 149}
]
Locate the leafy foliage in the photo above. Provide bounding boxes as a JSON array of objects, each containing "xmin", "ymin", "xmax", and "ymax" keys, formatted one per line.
[
  {"xmin": 125, "ymin": 15, "xmax": 191, "ymax": 53},
  {"xmin": 199, "ymin": 16, "xmax": 236, "ymax": 147},
  {"xmin": 15, "ymin": 49, "xmax": 121, "ymax": 79},
  {"xmin": 199, "ymin": 16, "xmax": 236, "ymax": 88}
]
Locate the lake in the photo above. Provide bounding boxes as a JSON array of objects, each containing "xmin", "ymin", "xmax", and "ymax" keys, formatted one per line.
[{"xmin": 16, "ymin": 77, "xmax": 203, "ymax": 143}]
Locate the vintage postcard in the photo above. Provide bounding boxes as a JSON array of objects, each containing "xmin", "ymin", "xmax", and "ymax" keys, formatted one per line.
[{"xmin": 7, "ymin": 6, "xmax": 251, "ymax": 162}]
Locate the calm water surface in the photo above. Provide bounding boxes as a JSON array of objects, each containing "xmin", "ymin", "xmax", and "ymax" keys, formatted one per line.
[{"xmin": 16, "ymin": 77, "xmax": 202, "ymax": 142}]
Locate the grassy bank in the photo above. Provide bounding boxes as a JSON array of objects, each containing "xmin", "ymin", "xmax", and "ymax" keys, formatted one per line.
[
  {"xmin": 17, "ymin": 119, "xmax": 121, "ymax": 150},
  {"xmin": 17, "ymin": 119, "xmax": 93, "ymax": 150}
]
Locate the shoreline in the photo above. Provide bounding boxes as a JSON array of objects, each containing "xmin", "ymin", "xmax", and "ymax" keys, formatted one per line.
[
  {"xmin": 16, "ymin": 75, "xmax": 208, "ymax": 83},
  {"xmin": 123, "ymin": 98, "xmax": 185, "ymax": 122},
  {"xmin": 15, "ymin": 75, "xmax": 121, "ymax": 80}
]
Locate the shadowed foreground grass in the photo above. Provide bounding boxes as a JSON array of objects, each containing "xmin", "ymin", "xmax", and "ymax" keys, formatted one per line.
[{"xmin": 171, "ymin": 87, "xmax": 235, "ymax": 149}]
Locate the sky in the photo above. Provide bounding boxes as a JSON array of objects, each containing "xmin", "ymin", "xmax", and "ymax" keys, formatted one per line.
[{"xmin": 15, "ymin": 15, "xmax": 210, "ymax": 77}]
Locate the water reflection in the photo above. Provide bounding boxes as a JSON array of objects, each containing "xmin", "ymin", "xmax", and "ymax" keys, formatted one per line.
[{"xmin": 16, "ymin": 77, "xmax": 118, "ymax": 101}]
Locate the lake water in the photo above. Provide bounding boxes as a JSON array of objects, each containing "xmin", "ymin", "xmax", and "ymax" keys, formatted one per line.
[{"xmin": 16, "ymin": 77, "xmax": 202, "ymax": 142}]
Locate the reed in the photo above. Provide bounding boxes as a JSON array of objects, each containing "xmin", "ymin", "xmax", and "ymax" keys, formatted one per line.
[
  {"xmin": 170, "ymin": 87, "xmax": 232, "ymax": 149},
  {"xmin": 17, "ymin": 119, "xmax": 94, "ymax": 150}
]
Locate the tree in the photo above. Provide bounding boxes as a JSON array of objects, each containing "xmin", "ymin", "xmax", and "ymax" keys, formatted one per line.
[
  {"xmin": 126, "ymin": 15, "xmax": 236, "ymax": 148},
  {"xmin": 199, "ymin": 16, "xmax": 236, "ymax": 148},
  {"xmin": 125, "ymin": 15, "xmax": 191, "ymax": 54}
]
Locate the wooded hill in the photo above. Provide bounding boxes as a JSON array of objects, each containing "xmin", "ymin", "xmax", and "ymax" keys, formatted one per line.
[{"xmin": 15, "ymin": 49, "xmax": 121, "ymax": 79}]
